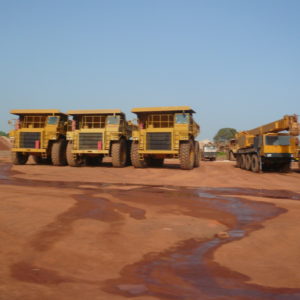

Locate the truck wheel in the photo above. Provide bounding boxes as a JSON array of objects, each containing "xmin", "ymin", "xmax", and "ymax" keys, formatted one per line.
[
  {"xmin": 112, "ymin": 139, "xmax": 127, "ymax": 168},
  {"xmin": 241, "ymin": 154, "xmax": 247, "ymax": 169},
  {"xmin": 251, "ymin": 154, "xmax": 260, "ymax": 172},
  {"xmin": 66, "ymin": 142, "xmax": 81, "ymax": 167},
  {"xmin": 245, "ymin": 154, "xmax": 252, "ymax": 170},
  {"xmin": 229, "ymin": 151, "xmax": 235, "ymax": 161},
  {"xmin": 194, "ymin": 142, "xmax": 200, "ymax": 167},
  {"xmin": 131, "ymin": 142, "xmax": 147, "ymax": 168},
  {"xmin": 126, "ymin": 140, "xmax": 132, "ymax": 166},
  {"xmin": 236, "ymin": 155, "xmax": 241, "ymax": 168},
  {"xmin": 51, "ymin": 139, "xmax": 67, "ymax": 166},
  {"xmin": 180, "ymin": 140, "xmax": 195, "ymax": 170},
  {"xmin": 11, "ymin": 152, "xmax": 28, "ymax": 165}
]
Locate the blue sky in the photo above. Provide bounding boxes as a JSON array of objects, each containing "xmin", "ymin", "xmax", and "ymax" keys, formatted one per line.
[{"xmin": 0, "ymin": 0, "xmax": 299, "ymax": 139}]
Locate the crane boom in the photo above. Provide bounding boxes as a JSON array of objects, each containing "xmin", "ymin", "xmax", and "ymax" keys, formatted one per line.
[{"xmin": 244, "ymin": 115, "xmax": 299, "ymax": 136}]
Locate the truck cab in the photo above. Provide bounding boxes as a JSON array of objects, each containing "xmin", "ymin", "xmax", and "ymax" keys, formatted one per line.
[{"xmin": 9, "ymin": 109, "xmax": 68, "ymax": 165}]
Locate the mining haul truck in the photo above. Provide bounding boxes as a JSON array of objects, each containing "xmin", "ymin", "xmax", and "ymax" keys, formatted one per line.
[
  {"xmin": 226, "ymin": 138, "xmax": 238, "ymax": 161},
  {"xmin": 9, "ymin": 109, "xmax": 68, "ymax": 165},
  {"xmin": 131, "ymin": 106, "xmax": 200, "ymax": 170},
  {"xmin": 66, "ymin": 109, "xmax": 132, "ymax": 167},
  {"xmin": 235, "ymin": 115, "xmax": 300, "ymax": 172}
]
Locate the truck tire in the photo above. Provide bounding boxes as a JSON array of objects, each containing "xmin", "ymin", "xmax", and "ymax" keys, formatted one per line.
[
  {"xmin": 66, "ymin": 142, "xmax": 81, "ymax": 167},
  {"xmin": 11, "ymin": 152, "xmax": 28, "ymax": 165},
  {"xmin": 112, "ymin": 139, "xmax": 127, "ymax": 168},
  {"xmin": 241, "ymin": 154, "xmax": 247, "ymax": 169},
  {"xmin": 229, "ymin": 151, "xmax": 235, "ymax": 161},
  {"xmin": 245, "ymin": 154, "xmax": 252, "ymax": 170},
  {"xmin": 179, "ymin": 140, "xmax": 195, "ymax": 170},
  {"xmin": 194, "ymin": 142, "xmax": 200, "ymax": 167},
  {"xmin": 251, "ymin": 154, "xmax": 260, "ymax": 173},
  {"xmin": 131, "ymin": 142, "xmax": 147, "ymax": 168},
  {"xmin": 51, "ymin": 139, "xmax": 67, "ymax": 166},
  {"xmin": 236, "ymin": 155, "xmax": 241, "ymax": 168},
  {"xmin": 126, "ymin": 140, "xmax": 132, "ymax": 166}
]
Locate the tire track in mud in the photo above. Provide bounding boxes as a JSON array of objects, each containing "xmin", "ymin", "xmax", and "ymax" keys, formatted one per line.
[{"xmin": 1, "ymin": 162, "xmax": 300, "ymax": 299}]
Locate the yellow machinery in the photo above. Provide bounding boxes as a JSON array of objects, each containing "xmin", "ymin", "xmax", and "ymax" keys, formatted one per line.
[
  {"xmin": 235, "ymin": 115, "xmax": 300, "ymax": 172},
  {"xmin": 9, "ymin": 109, "xmax": 68, "ymax": 165},
  {"xmin": 66, "ymin": 109, "xmax": 132, "ymax": 167},
  {"xmin": 226, "ymin": 138, "xmax": 238, "ymax": 161},
  {"xmin": 131, "ymin": 106, "xmax": 200, "ymax": 170},
  {"xmin": 295, "ymin": 145, "xmax": 300, "ymax": 169}
]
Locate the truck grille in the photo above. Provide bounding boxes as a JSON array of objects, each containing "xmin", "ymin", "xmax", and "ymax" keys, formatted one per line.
[
  {"xmin": 20, "ymin": 132, "xmax": 41, "ymax": 148},
  {"xmin": 79, "ymin": 133, "xmax": 103, "ymax": 150},
  {"xmin": 147, "ymin": 132, "xmax": 171, "ymax": 150}
]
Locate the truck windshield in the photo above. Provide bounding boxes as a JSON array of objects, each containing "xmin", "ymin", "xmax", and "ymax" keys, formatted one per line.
[
  {"xmin": 107, "ymin": 115, "xmax": 120, "ymax": 125},
  {"xmin": 204, "ymin": 146, "xmax": 217, "ymax": 151},
  {"xmin": 47, "ymin": 116, "xmax": 59, "ymax": 125},
  {"xmin": 175, "ymin": 114, "xmax": 189, "ymax": 124},
  {"xmin": 265, "ymin": 136, "xmax": 290, "ymax": 146}
]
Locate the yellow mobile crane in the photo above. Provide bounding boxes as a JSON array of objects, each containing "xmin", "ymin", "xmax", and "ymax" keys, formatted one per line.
[{"xmin": 235, "ymin": 115, "xmax": 299, "ymax": 172}]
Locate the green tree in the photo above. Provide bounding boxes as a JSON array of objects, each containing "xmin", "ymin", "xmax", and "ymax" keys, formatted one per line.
[
  {"xmin": 0, "ymin": 131, "xmax": 8, "ymax": 137},
  {"xmin": 213, "ymin": 128, "xmax": 237, "ymax": 143}
]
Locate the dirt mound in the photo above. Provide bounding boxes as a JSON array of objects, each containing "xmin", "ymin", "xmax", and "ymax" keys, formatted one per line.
[{"xmin": 0, "ymin": 136, "xmax": 11, "ymax": 150}]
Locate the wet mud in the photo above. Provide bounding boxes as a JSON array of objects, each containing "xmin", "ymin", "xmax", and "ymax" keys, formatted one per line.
[{"xmin": 1, "ymin": 161, "xmax": 300, "ymax": 299}]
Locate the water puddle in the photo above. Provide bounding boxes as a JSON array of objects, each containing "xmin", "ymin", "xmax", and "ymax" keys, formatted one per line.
[{"xmin": 1, "ymin": 162, "xmax": 300, "ymax": 299}]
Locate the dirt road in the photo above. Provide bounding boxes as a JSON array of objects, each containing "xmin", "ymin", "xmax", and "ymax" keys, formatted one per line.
[{"xmin": 1, "ymin": 152, "xmax": 300, "ymax": 300}]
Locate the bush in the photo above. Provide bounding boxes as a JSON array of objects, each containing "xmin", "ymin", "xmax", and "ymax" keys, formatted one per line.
[{"xmin": 0, "ymin": 131, "xmax": 8, "ymax": 137}]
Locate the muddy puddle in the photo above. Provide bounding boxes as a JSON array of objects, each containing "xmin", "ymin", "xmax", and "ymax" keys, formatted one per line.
[{"xmin": 1, "ymin": 161, "xmax": 300, "ymax": 299}]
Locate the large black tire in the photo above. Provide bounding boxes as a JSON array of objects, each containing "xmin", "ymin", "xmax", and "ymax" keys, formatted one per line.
[
  {"xmin": 66, "ymin": 142, "xmax": 81, "ymax": 167},
  {"xmin": 51, "ymin": 139, "xmax": 67, "ymax": 166},
  {"xmin": 194, "ymin": 142, "xmax": 200, "ymax": 167},
  {"xmin": 236, "ymin": 154, "xmax": 241, "ymax": 168},
  {"xmin": 229, "ymin": 151, "xmax": 235, "ymax": 161},
  {"xmin": 240, "ymin": 154, "xmax": 247, "ymax": 170},
  {"xmin": 131, "ymin": 142, "xmax": 147, "ymax": 168},
  {"xmin": 245, "ymin": 154, "xmax": 252, "ymax": 171},
  {"xmin": 11, "ymin": 152, "xmax": 28, "ymax": 165},
  {"xmin": 126, "ymin": 140, "xmax": 132, "ymax": 166},
  {"xmin": 111, "ymin": 139, "xmax": 127, "ymax": 168},
  {"xmin": 251, "ymin": 154, "xmax": 260, "ymax": 173},
  {"xmin": 179, "ymin": 140, "xmax": 195, "ymax": 170}
]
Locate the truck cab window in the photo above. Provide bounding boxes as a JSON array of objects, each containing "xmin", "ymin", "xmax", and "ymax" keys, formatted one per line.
[
  {"xmin": 265, "ymin": 136, "xmax": 290, "ymax": 146},
  {"xmin": 107, "ymin": 115, "xmax": 120, "ymax": 125},
  {"xmin": 175, "ymin": 114, "xmax": 189, "ymax": 124},
  {"xmin": 48, "ymin": 116, "xmax": 59, "ymax": 125}
]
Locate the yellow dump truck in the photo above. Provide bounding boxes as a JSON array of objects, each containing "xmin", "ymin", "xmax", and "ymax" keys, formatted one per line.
[
  {"xmin": 226, "ymin": 138, "xmax": 238, "ymax": 161},
  {"xmin": 9, "ymin": 109, "xmax": 68, "ymax": 165},
  {"xmin": 235, "ymin": 115, "xmax": 299, "ymax": 172},
  {"xmin": 131, "ymin": 106, "xmax": 200, "ymax": 170},
  {"xmin": 295, "ymin": 145, "xmax": 300, "ymax": 169},
  {"xmin": 66, "ymin": 109, "xmax": 132, "ymax": 167}
]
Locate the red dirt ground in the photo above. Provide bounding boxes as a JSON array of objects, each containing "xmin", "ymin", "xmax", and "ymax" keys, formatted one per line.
[{"xmin": 1, "ymin": 152, "xmax": 300, "ymax": 300}]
